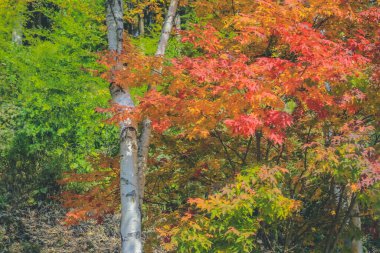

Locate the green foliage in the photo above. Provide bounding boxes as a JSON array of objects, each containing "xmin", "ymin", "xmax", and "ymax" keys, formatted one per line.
[
  {"xmin": 158, "ymin": 167, "xmax": 299, "ymax": 253},
  {"xmin": 132, "ymin": 33, "xmax": 160, "ymax": 56},
  {"xmin": 0, "ymin": 1, "xmax": 379, "ymax": 252},
  {"xmin": 0, "ymin": 0, "xmax": 118, "ymax": 210},
  {"xmin": 0, "ymin": 2, "xmax": 120, "ymax": 251}
]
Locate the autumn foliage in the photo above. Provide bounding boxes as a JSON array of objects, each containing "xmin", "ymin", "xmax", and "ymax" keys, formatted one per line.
[
  {"xmin": 59, "ymin": 155, "xmax": 120, "ymax": 225},
  {"xmin": 60, "ymin": 0, "xmax": 380, "ymax": 251}
]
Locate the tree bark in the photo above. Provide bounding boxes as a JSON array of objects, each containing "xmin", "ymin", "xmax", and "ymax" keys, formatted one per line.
[
  {"xmin": 155, "ymin": 0, "xmax": 179, "ymax": 56},
  {"xmin": 255, "ymin": 131, "xmax": 262, "ymax": 162},
  {"xmin": 106, "ymin": 1, "xmax": 180, "ymax": 251},
  {"xmin": 137, "ymin": 0, "xmax": 180, "ymax": 206},
  {"xmin": 174, "ymin": 13, "xmax": 181, "ymax": 39},
  {"xmin": 137, "ymin": 118, "xmax": 151, "ymax": 206},
  {"xmin": 106, "ymin": 0, "xmax": 123, "ymax": 54},
  {"xmin": 106, "ymin": 0, "xmax": 142, "ymax": 252},
  {"xmin": 351, "ymin": 202, "xmax": 363, "ymax": 253},
  {"xmin": 138, "ymin": 14, "xmax": 145, "ymax": 36},
  {"xmin": 174, "ymin": 13, "xmax": 181, "ymax": 31}
]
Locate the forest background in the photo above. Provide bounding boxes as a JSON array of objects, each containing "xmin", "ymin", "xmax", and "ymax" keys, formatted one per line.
[{"xmin": 0, "ymin": 0, "xmax": 379, "ymax": 252}]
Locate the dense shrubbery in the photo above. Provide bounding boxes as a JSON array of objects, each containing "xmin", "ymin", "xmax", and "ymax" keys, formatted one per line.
[
  {"xmin": 0, "ymin": 1, "xmax": 118, "ymax": 251},
  {"xmin": 0, "ymin": 0, "xmax": 379, "ymax": 252}
]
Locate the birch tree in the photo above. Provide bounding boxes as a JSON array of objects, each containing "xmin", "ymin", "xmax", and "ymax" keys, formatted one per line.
[
  {"xmin": 106, "ymin": 0, "xmax": 179, "ymax": 251},
  {"xmin": 351, "ymin": 203, "xmax": 363, "ymax": 253},
  {"xmin": 138, "ymin": 0, "xmax": 179, "ymax": 207},
  {"xmin": 106, "ymin": 0, "xmax": 142, "ymax": 251}
]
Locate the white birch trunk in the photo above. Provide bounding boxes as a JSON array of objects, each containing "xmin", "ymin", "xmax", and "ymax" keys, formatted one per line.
[
  {"xmin": 106, "ymin": 0, "xmax": 123, "ymax": 54},
  {"xmin": 351, "ymin": 202, "xmax": 363, "ymax": 253},
  {"xmin": 106, "ymin": 1, "xmax": 180, "ymax": 251},
  {"xmin": 106, "ymin": 0, "xmax": 143, "ymax": 252},
  {"xmin": 155, "ymin": 0, "xmax": 179, "ymax": 56},
  {"xmin": 137, "ymin": 0, "xmax": 180, "ymax": 205}
]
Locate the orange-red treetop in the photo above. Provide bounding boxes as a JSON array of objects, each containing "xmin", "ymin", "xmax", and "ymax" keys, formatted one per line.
[
  {"xmin": 95, "ymin": 0, "xmax": 379, "ymax": 181},
  {"xmin": 62, "ymin": 0, "xmax": 380, "ymax": 231},
  {"xmin": 135, "ymin": 2, "xmax": 377, "ymax": 140}
]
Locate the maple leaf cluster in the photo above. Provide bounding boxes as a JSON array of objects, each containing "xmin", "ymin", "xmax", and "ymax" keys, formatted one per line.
[
  {"xmin": 59, "ymin": 155, "xmax": 120, "ymax": 225},
  {"xmin": 134, "ymin": 2, "xmax": 373, "ymax": 145},
  {"xmin": 143, "ymin": 1, "xmax": 379, "ymax": 251},
  {"xmin": 59, "ymin": 0, "xmax": 380, "ymax": 251}
]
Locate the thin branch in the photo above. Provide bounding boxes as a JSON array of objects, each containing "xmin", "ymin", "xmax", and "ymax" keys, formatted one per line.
[
  {"xmin": 242, "ymin": 136, "xmax": 253, "ymax": 165},
  {"xmin": 212, "ymin": 131, "xmax": 237, "ymax": 172}
]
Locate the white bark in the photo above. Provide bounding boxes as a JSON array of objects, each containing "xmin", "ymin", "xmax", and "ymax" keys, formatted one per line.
[
  {"xmin": 351, "ymin": 202, "xmax": 363, "ymax": 253},
  {"xmin": 106, "ymin": 1, "xmax": 180, "ymax": 251},
  {"xmin": 119, "ymin": 123, "xmax": 142, "ymax": 253},
  {"xmin": 137, "ymin": 0, "xmax": 180, "ymax": 206},
  {"xmin": 106, "ymin": 1, "xmax": 142, "ymax": 252},
  {"xmin": 106, "ymin": 0, "xmax": 123, "ymax": 53},
  {"xmin": 155, "ymin": 0, "xmax": 179, "ymax": 56}
]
